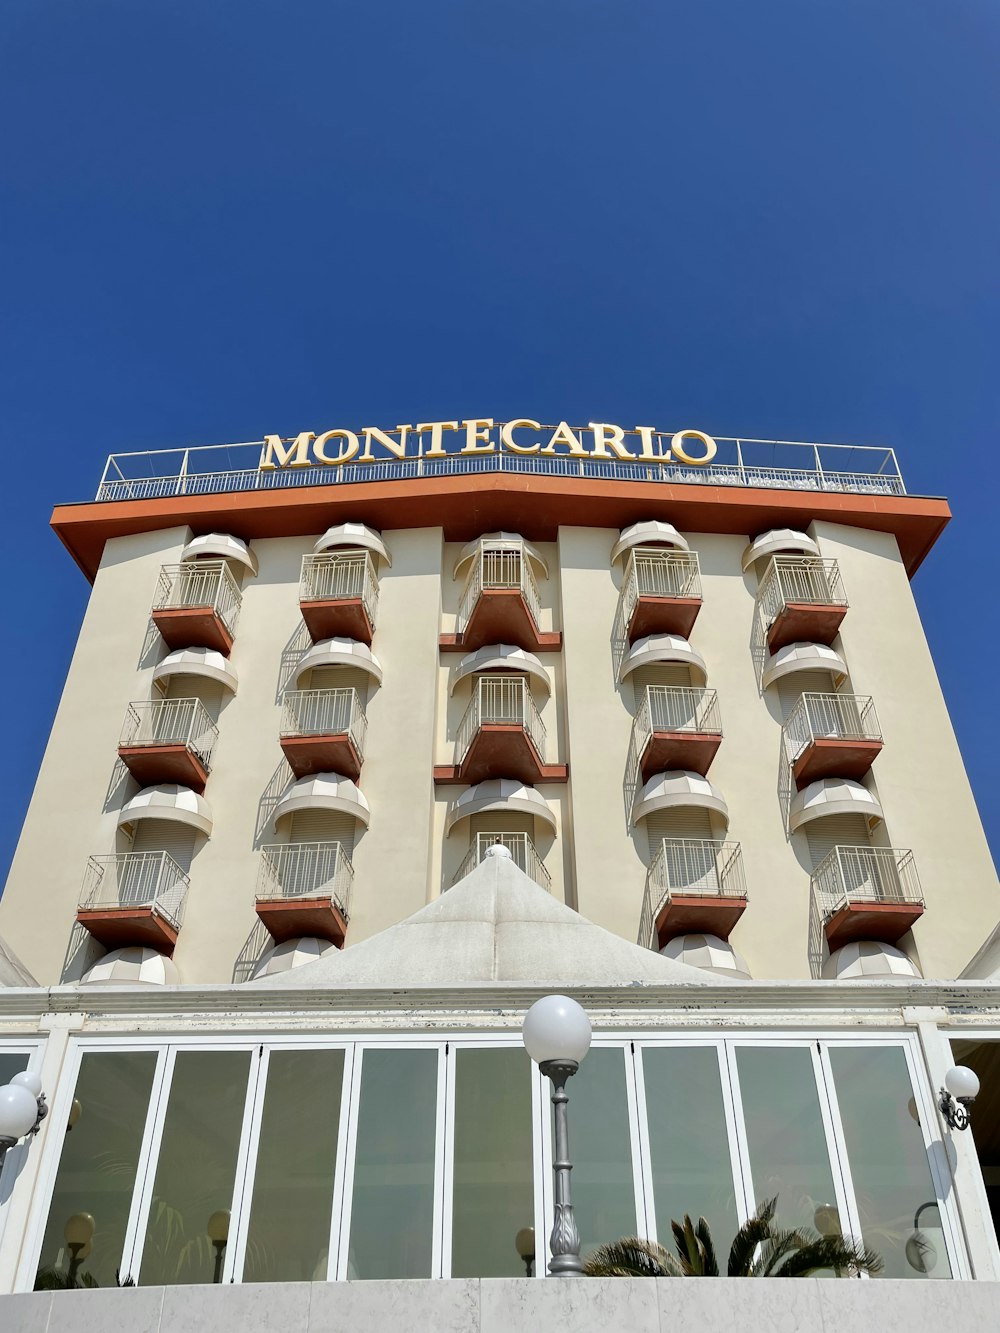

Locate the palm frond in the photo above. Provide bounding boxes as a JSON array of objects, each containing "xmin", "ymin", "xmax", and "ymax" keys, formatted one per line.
[
  {"xmin": 752, "ymin": 1228, "xmax": 807, "ymax": 1278},
  {"xmin": 774, "ymin": 1235, "xmax": 885, "ymax": 1278},
  {"xmin": 584, "ymin": 1238, "xmax": 684, "ymax": 1278},
  {"xmin": 727, "ymin": 1197, "xmax": 778, "ymax": 1277},
  {"xmin": 695, "ymin": 1217, "xmax": 719, "ymax": 1277},
  {"xmin": 672, "ymin": 1215, "xmax": 711, "ymax": 1275}
]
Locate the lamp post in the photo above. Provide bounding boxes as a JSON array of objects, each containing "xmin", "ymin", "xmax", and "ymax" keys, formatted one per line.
[
  {"xmin": 514, "ymin": 1226, "xmax": 535, "ymax": 1277},
  {"xmin": 0, "ymin": 1071, "xmax": 47, "ymax": 1169},
  {"xmin": 64, "ymin": 1213, "xmax": 96, "ymax": 1284},
  {"xmin": 207, "ymin": 1210, "xmax": 230, "ymax": 1283},
  {"xmin": 522, "ymin": 994, "xmax": 592, "ymax": 1277}
]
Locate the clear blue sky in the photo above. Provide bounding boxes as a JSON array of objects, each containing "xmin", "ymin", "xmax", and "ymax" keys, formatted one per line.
[{"xmin": 1, "ymin": 0, "xmax": 997, "ymax": 889}]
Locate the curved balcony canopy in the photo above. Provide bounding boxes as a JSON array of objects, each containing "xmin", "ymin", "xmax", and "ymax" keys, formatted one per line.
[
  {"xmin": 741, "ymin": 528, "xmax": 819, "ymax": 572},
  {"xmin": 181, "ymin": 532, "xmax": 257, "ymax": 575},
  {"xmin": 273, "ymin": 772, "xmax": 371, "ymax": 829},
  {"xmin": 632, "ymin": 770, "xmax": 729, "ymax": 828},
  {"xmin": 788, "ymin": 777, "xmax": 883, "ymax": 832},
  {"xmin": 250, "ymin": 935, "xmax": 339, "ymax": 980},
  {"xmin": 294, "ymin": 637, "xmax": 383, "ymax": 687},
  {"xmin": 314, "ymin": 522, "xmax": 391, "ymax": 568},
  {"xmin": 619, "ymin": 633, "xmax": 708, "ymax": 686},
  {"xmin": 445, "ymin": 779, "xmax": 557, "ymax": 835},
  {"xmin": 450, "ymin": 644, "xmax": 551, "ymax": 695},
  {"xmin": 117, "ymin": 784, "xmax": 213, "ymax": 837},
  {"xmin": 822, "ymin": 940, "xmax": 921, "ymax": 981},
  {"xmin": 762, "ymin": 640, "xmax": 848, "ymax": 690},
  {"xmin": 153, "ymin": 646, "xmax": 239, "ymax": 694},
  {"xmin": 661, "ymin": 932, "xmax": 751, "ymax": 980},
  {"xmin": 81, "ymin": 946, "xmax": 181, "ymax": 986},
  {"xmin": 453, "ymin": 532, "xmax": 548, "ymax": 581},
  {"xmin": 611, "ymin": 520, "xmax": 689, "ymax": 565}
]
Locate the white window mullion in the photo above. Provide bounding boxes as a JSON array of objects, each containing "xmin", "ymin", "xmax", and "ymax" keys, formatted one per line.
[
  {"xmin": 119, "ymin": 1046, "xmax": 176, "ymax": 1285},
  {"xmin": 432, "ymin": 1045, "xmax": 449, "ymax": 1279},
  {"xmin": 332, "ymin": 1045, "xmax": 366, "ymax": 1280},
  {"xmin": 809, "ymin": 1043, "xmax": 867, "ymax": 1273},
  {"xmin": 721, "ymin": 1042, "xmax": 755, "ymax": 1227},
  {"xmin": 624, "ymin": 1043, "xmax": 653, "ymax": 1240},
  {"xmin": 223, "ymin": 1046, "xmax": 270, "ymax": 1283},
  {"xmin": 529, "ymin": 1057, "xmax": 548, "ymax": 1278}
]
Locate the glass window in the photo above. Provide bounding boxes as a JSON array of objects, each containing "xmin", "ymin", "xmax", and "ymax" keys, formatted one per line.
[
  {"xmin": 829, "ymin": 1046, "xmax": 952, "ymax": 1279},
  {"xmin": 346, "ymin": 1048, "xmax": 438, "ymax": 1279},
  {"xmin": 735, "ymin": 1047, "xmax": 840, "ymax": 1239},
  {"xmin": 242, "ymin": 1049, "xmax": 345, "ymax": 1283},
  {"xmin": 452, "ymin": 1047, "xmax": 533, "ymax": 1278},
  {"xmin": 561, "ymin": 1046, "xmax": 636, "ymax": 1261},
  {"xmin": 35, "ymin": 1051, "xmax": 157, "ymax": 1290},
  {"xmin": 642, "ymin": 1046, "xmax": 737, "ymax": 1245},
  {"xmin": 0, "ymin": 1054, "xmax": 29, "ymax": 1088},
  {"xmin": 137, "ymin": 1050, "xmax": 252, "ymax": 1286}
]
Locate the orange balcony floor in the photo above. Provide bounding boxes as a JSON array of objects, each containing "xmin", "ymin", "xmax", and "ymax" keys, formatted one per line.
[
  {"xmin": 434, "ymin": 727, "xmax": 568, "ymax": 786},
  {"xmin": 627, "ymin": 596, "xmax": 702, "ymax": 643},
  {"xmin": 655, "ymin": 894, "xmax": 747, "ymax": 949},
  {"xmin": 765, "ymin": 603, "xmax": 846, "ymax": 654},
  {"xmin": 256, "ymin": 897, "xmax": 348, "ymax": 947},
  {"xmin": 792, "ymin": 738, "xmax": 883, "ymax": 789},
  {"xmin": 439, "ymin": 590, "xmax": 562, "ymax": 654},
  {"xmin": 152, "ymin": 606, "xmax": 234, "ymax": 654},
  {"xmin": 300, "ymin": 599, "xmax": 374, "ymax": 645},
  {"xmin": 280, "ymin": 733, "xmax": 363, "ymax": 781},
  {"xmin": 76, "ymin": 906, "xmax": 178, "ymax": 954},
  {"xmin": 824, "ymin": 900, "xmax": 924, "ymax": 952},
  {"xmin": 639, "ymin": 732, "xmax": 721, "ymax": 783},
  {"xmin": 118, "ymin": 744, "xmax": 209, "ymax": 793}
]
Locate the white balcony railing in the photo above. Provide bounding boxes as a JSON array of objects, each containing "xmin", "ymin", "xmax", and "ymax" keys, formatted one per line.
[
  {"xmin": 455, "ymin": 676, "xmax": 546, "ymax": 763},
  {"xmin": 299, "ymin": 551, "xmax": 379, "ymax": 625},
  {"xmin": 456, "ymin": 548, "xmax": 542, "ymax": 636},
  {"xmin": 256, "ymin": 840, "xmax": 354, "ymax": 919},
  {"xmin": 154, "ymin": 560, "xmax": 242, "ymax": 635},
  {"xmin": 620, "ymin": 548, "xmax": 702, "ymax": 628},
  {"xmin": 120, "ymin": 698, "xmax": 219, "ymax": 768},
  {"xmin": 812, "ymin": 845, "xmax": 923, "ymax": 917},
  {"xmin": 638, "ymin": 838, "xmax": 746, "ymax": 948},
  {"xmin": 783, "ymin": 692, "xmax": 881, "ymax": 765},
  {"xmin": 757, "ymin": 555, "xmax": 846, "ymax": 627},
  {"xmin": 80, "ymin": 852, "xmax": 190, "ymax": 932},
  {"xmin": 280, "ymin": 688, "xmax": 367, "ymax": 754},
  {"xmin": 452, "ymin": 832, "xmax": 551, "ymax": 891}
]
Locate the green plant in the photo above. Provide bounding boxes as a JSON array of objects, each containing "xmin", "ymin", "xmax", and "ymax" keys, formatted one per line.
[{"xmin": 584, "ymin": 1196, "xmax": 883, "ymax": 1279}]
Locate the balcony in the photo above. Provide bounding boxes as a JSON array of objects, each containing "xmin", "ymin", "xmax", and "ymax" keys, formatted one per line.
[
  {"xmin": 118, "ymin": 699, "xmax": 219, "ymax": 792},
  {"xmin": 452, "ymin": 832, "xmax": 551, "ymax": 891},
  {"xmin": 279, "ymin": 688, "xmax": 367, "ymax": 780},
  {"xmin": 441, "ymin": 550, "xmax": 561, "ymax": 653},
  {"xmin": 299, "ymin": 552, "xmax": 379, "ymax": 644},
  {"xmin": 255, "ymin": 841, "xmax": 354, "ymax": 946},
  {"xmin": 152, "ymin": 561, "xmax": 242, "ymax": 653},
  {"xmin": 620, "ymin": 548, "xmax": 702, "ymax": 643},
  {"xmin": 639, "ymin": 838, "xmax": 747, "ymax": 949},
  {"xmin": 813, "ymin": 845, "xmax": 924, "ymax": 951},
  {"xmin": 631, "ymin": 686, "xmax": 722, "ymax": 782},
  {"xmin": 783, "ymin": 692, "xmax": 883, "ymax": 788},
  {"xmin": 435, "ymin": 677, "xmax": 567, "ymax": 785},
  {"xmin": 76, "ymin": 852, "xmax": 189, "ymax": 954},
  {"xmin": 756, "ymin": 556, "xmax": 847, "ymax": 653}
]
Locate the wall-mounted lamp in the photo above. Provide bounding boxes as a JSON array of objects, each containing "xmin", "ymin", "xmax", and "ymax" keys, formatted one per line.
[
  {"xmin": 939, "ymin": 1066, "xmax": 980, "ymax": 1132},
  {"xmin": 905, "ymin": 1201, "xmax": 940, "ymax": 1274},
  {"xmin": 0, "ymin": 1072, "xmax": 47, "ymax": 1168}
]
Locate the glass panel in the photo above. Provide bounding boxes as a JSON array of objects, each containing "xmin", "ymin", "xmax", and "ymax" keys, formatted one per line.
[
  {"xmin": 452, "ymin": 1048, "xmax": 534, "ymax": 1278},
  {"xmin": 736, "ymin": 1047, "xmax": 840, "ymax": 1241},
  {"xmin": 35, "ymin": 1051, "xmax": 157, "ymax": 1290},
  {"xmin": 559, "ymin": 1047, "xmax": 635, "ymax": 1262},
  {"xmin": 242, "ymin": 1049, "xmax": 345, "ymax": 1283},
  {"xmin": 829, "ymin": 1046, "xmax": 952, "ymax": 1279},
  {"xmin": 137, "ymin": 1050, "xmax": 252, "ymax": 1286},
  {"xmin": 0, "ymin": 1054, "xmax": 28, "ymax": 1088},
  {"xmin": 642, "ymin": 1046, "xmax": 737, "ymax": 1245},
  {"xmin": 347, "ymin": 1048, "xmax": 438, "ymax": 1279}
]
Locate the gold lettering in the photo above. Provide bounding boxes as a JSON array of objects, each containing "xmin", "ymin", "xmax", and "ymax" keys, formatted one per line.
[
  {"xmin": 360, "ymin": 425, "xmax": 411, "ymax": 462},
  {"xmin": 461, "ymin": 418, "xmax": 496, "ymax": 454},
  {"xmin": 634, "ymin": 426, "xmax": 663, "ymax": 461},
  {"xmin": 259, "ymin": 432, "xmax": 314, "ymax": 470},
  {"xmin": 416, "ymin": 420, "xmax": 460, "ymax": 458},
  {"xmin": 541, "ymin": 421, "xmax": 589, "ymax": 457},
  {"xmin": 671, "ymin": 429, "xmax": 717, "ymax": 466},
  {"xmin": 589, "ymin": 421, "xmax": 637, "ymax": 461},
  {"xmin": 314, "ymin": 429, "xmax": 360, "ymax": 465},
  {"xmin": 500, "ymin": 419, "xmax": 542, "ymax": 454}
]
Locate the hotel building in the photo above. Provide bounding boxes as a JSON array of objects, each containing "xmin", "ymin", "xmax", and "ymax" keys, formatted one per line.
[{"xmin": 0, "ymin": 420, "xmax": 998, "ymax": 1329}]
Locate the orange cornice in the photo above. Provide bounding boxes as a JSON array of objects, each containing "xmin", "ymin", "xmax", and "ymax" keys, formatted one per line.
[{"xmin": 50, "ymin": 474, "xmax": 950, "ymax": 582}]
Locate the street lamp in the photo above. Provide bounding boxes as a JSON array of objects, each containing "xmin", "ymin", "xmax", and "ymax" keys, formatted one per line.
[
  {"xmin": 514, "ymin": 1226, "xmax": 535, "ymax": 1277},
  {"xmin": 522, "ymin": 994, "xmax": 592, "ymax": 1277},
  {"xmin": 207, "ymin": 1209, "xmax": 230, "ymax": 1283},
  {"xmin": 64, "ymin": 1213, "xmax": 96, "ymax": 1283},
  {"xmin": 939, "ymin": 1065, "xmax": 980, "ymax": 1132},
  {"xmin": 0, "ymin": 1071, "xmax": 47, "ymax": 1168}
]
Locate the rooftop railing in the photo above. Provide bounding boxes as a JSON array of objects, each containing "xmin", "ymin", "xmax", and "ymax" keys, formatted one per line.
[
  {"xmin": 756, "ymin": 555, "xmax": 846, "ymax": 625},
  {"xmin": 456, "ymin": 547, "xmax": 542, "ymax": 636},
  {"xmin": 153, "ymin": 560, "xmax": 242, "ymax": 636},
  {"xmin": 80, "ymin": 852, "xmax": 190, "ymax": 932},
  {"xmin": 256, "ymin": 840, "xmax": 354, "ymax": 920},
  {"xmin": 812, "ymin": 845, "xmax": 923, "ymax": 917},
  {"xmin": 299, "ymin": 551, "xmax": 379, "ymax": 624},
  {"xmin": 452, "ymin": 832, "xmax": 551, "ymax": 891},
  {"xmin": 120, "ymin": 698, "xmax": 219, "ymax": 768},
  {"xmin": 280, "ymin": 688, "xmax": 367, "ymax": 754},
  {"xmin": 456, "ymin": 676, "xmax": 546, "ymax": 763},
  {"xmin": 620, "ymin": 548, "xmax": 702, "ymax": 625},
  {"xmin": 638, "ymin": 837, "xmax": 746, "ymax": 948},
  {"xmin": 783, "ymin": 692, "xmax": 881, "ymax": 764}
]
